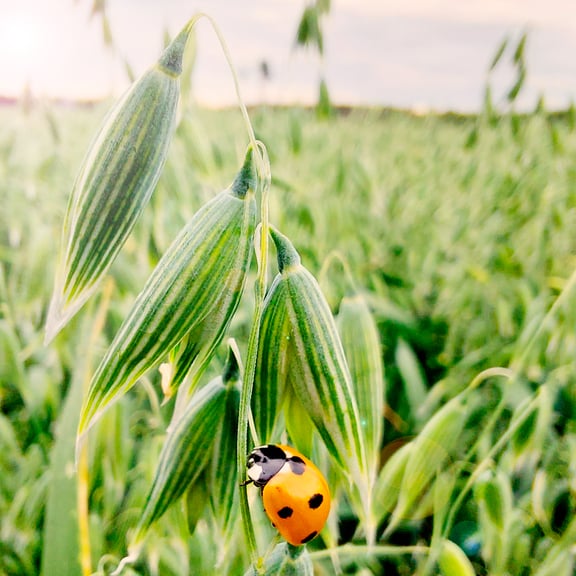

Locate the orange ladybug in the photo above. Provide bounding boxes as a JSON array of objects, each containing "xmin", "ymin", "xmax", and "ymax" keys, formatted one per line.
[{"xmin": 245, "ymin": 444, "xmax": 331, "ymax": 546}]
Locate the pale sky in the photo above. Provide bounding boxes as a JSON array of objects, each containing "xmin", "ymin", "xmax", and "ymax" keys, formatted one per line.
[{"xmin": 1, "ymin": 0, "xmax": 576, "ymax": 111}]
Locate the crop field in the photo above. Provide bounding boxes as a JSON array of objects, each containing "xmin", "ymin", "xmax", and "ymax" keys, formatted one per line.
[{"xmin": 1, "ymin": 82, "xmax": 576, "ymax": 576}]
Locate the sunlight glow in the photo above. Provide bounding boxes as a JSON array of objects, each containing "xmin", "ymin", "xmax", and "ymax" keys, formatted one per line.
[
  {"xmin": 0, "ymin": 11, "xmax": 40, "ymax": 68},
  {"xmin": 0, "ymin": 10, "xmax": 43, "ymax": 96}
]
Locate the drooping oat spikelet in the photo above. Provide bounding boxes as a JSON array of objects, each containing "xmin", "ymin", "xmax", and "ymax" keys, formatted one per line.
[
  {"xmin": 373, "ymin": 442, "xmax": 413, "ymax": 523},
  {"xmin": 385, "ymin": 395, "xmax": 467, "ymax": 535},
  {"xmin": 134, "ymin": 377, "xmax": 227, "ymax": 542},
  {"xmin": 256, "ymin": 227, "xmax": 368, "ymax": 496},
  {"xmin": 46, "ymin": 26, "xmax": 194, "ymax": 342},
  {"xmin": 208, "ymin": 342, "xmax": 242, "ymax": 539},
  {"xmin": 337, "ymin": 293, "xmax": 385, "ymax": 483},
  {"xmin": 78, "ymin": 147, "xmax": 256, "ymax": 437},
  {"xmin": 251, "ymin": 273, "xmax": 291, "ymax": 443}
]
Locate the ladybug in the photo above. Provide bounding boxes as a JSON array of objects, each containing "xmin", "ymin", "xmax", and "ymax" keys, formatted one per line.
[{"xmin": 245, "ymin": 444, "xmax": 331, "ymax": 546}]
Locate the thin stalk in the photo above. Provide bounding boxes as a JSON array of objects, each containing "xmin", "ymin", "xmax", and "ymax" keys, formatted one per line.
[
  {"xmin": 183, "ymin": 14, "xmax": 265, "ymax": 173},
  {"xmin": 318, "ymin": 250, "xmax": 359, "ymax": 295},
  {"xmin": 309, "ymin": 544, "xmax": 430, "ymax": 561},
  {"xmin": 78, "ymin": 278, "xmax": 115, "ymax": 575},
  {"xmin": 237, "ymin": 194, "xmax": 271, "ymax": 567},
  {"xmin": 180, "ymin": 13, "xmax": 271, "ymax": 565}
]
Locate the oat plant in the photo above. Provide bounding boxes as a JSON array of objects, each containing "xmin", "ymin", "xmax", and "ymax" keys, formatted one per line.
[
  {"xmin": 40, "ymin": 13, "xmax": 422, "ymax": 576},
  {"xmin": 31, "ymin": 13, "xmax": 576, "ymax": 576}
]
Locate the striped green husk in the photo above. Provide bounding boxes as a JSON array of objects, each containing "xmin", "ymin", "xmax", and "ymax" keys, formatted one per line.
[
  {"xmin": 285, "ymin": 269, "xmax": 365, "ymax": 473},
  {"xmin": 166, "ymin": 244, "xmax": 252, "ymax": 397},
  {"xmin": 78, "ymin": 152, "xmax": 256, "ymax": 436},
  {"xmin": 209, "ymin": 382, "xmax": 241, "ymax": 537},
  {"xmin": 252, "ymin": 274, "xmax": 291, "ymax": 443},
  {"xmin": 208, "ymin": 340, "xmax": 242, "ymax": 538},
  {"xmin": 133, "ymin": 377, "xmax": 227, "ymax": 542},
  {"xmin": 46, "ymin": 28, "xmax": 191, "ymax": 342},
  {"xmin": 337, "ymin": 293, "xmax": 385, "ymax": 482},
  {"xmin": 266, "ymin": 228, "xmax": 367, "ymax": 487},
  {"xmin": 284, "ymin": 385, "xmax": 315, "ymax": 457}
]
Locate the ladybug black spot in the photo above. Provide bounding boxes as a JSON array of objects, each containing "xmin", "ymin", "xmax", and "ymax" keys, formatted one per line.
[
  {"xmin": 261, "ymin": 445, "xmax": 287, "ymax": 460},
  {"xmin": 301, "ymin": 530, "xmax": 317, "ymax": 544},
  {"xmin": 278, "ymin": 506, "xmax": 293, "ymax": 519},
  {"xmin": 308, "ymin": 493, "xmax": 323, "ymax": 509},
  {"xmin": 288, "ymin": 456, "xmax": 306, "ymax": 475}
]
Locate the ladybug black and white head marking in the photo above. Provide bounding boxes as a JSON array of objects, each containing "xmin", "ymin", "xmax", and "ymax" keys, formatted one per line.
[{"xmin": 246, "ymin": 444, "xmax": 307, "ymax": 487}]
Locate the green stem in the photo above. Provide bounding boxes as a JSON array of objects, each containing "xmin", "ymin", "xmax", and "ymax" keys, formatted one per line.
[
  {"xmin": 237, "ymin": 151, "xmax": 271, "ymax": 570},
  {"xmin": 78, "ymin": 278, "xmax": 115, "ymax": 575},
  {"xmin": 309, "ymin": 544, "xmax": 430, "ymax": 561},
  {"xmin": 177, "ymin": 13, "xmax": 272, "ymax": 566},
  {"xmin": 318, "ymin": 250, "xmax": 359, "ymax": 295},
  {"xmin": 183, "ymin": 14, "xmax": 265, "ymax": 174}
]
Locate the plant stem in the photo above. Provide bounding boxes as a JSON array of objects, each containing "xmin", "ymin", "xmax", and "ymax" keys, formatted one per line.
[
  {"xmin": 180, "ymin": 13, "xmax": 272, "ymax": 567},
  {"xmin": 186, "ymin": 14, "xmax": 265, "ymax": 173},
  {"xmin": 237, "ymin": 159, "xmax": 271, "ymax": 565},
  {"xmin": 309, "ymin": 544, "xmax": 430, "ymax": 561},
  {"xmin": 77, "ymin": 278, "xmax": 115, "ymax": 575}
]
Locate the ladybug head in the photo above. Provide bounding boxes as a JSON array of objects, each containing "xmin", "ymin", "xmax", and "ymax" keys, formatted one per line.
[{"xmin": 246, "ymin": 444, "xmax": 287, "ymax": 487}]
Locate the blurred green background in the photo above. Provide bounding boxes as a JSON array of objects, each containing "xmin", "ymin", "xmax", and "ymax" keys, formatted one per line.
[{"xmin": 1, "ymin": 4, "xmax": 576, "ymax": 575}]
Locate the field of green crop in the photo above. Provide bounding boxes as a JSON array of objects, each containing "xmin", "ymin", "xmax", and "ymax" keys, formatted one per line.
[{"xmin": 1, "ymin": 83, "xmax": 576, "ymax": 576}]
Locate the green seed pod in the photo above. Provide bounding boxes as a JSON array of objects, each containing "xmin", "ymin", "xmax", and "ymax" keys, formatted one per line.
[
  {"xmin": 252, "ymin": 273, "xmax": 291, "ymax": 443},
  {"xmin": 395, "ymin": 338, "xmax": 428, "ymax": 421},
  {"xmin": 133, "ymin": 374, "xmax": 228, "ymax": 545},
  {"xmin": 337, "ymin": 293, "xmax": 385, "ymax": 483},
  {"xmin": 46, "ymin": 26, "xmax": 192, "ymax": 343},
  {"xmin": 411, "ymin": 466, "xmax": 457, "ymax": 522},
  {"xmin": 184, "ymin": 473, "xmax": 209, "ymax": 536},
  {"xmin": 263, "ymin": 227, "xmax": 368, "ymax": 491},
  {"xmin": 438, "ymin": 539, "xmax": 476, "ymax": 576},
  {"xmin": 473, "ymin": 469, "xmax": 505, "ymax": 569},
  {"xmin": 373, "ymin": 441, "xmax": 413, "ymax": 524},
  {"xmin": 208, "ymin": 345, "xmax": 242, "ymax": 539},
  {"xmin": 387, "ymin": 396, "xmax": 467, "ymax": 530},
  {"xmin": 475, "ymin": 469, "xmax": 512, "ymax": 533},
  {"xmin": 78, "ymin": 148, "xmax": 257, "ymax": 437},
  {"xmin": 511, "ymin": 384, "xmax": 552, "ymax": 470},
  {"xmin": 284, "ymin": 386, "xmax": 315, "ymax": 457}
]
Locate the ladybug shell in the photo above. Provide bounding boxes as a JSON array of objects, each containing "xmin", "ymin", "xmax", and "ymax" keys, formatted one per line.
[{"xmin": 260, "ymin": 444, "xmax": 331, "ymax": 546}]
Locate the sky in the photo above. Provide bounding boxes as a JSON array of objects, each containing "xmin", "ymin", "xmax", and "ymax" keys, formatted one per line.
[{"xmin": 1, "ymin": 0, "xmax": 576, "ymax": 112}]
